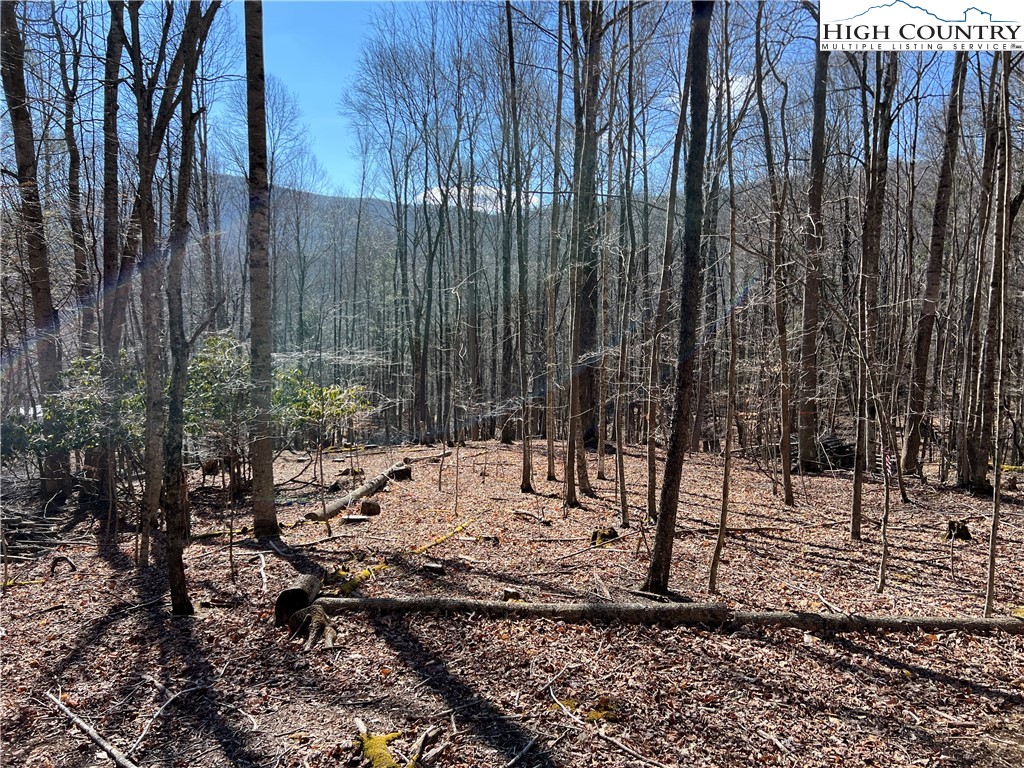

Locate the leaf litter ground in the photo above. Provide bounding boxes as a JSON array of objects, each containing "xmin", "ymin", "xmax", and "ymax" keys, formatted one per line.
[{"xmin": 2, "ymin": 442, "xmax": 1022, "ymax": 767}]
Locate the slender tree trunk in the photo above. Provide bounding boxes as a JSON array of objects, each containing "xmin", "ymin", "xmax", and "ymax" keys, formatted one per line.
[
  {"xmin": 505, "ymin": 0, "xmax": 533, "ymax": 492},
  {"xmin": 614, "ymin": 2, "xmax": 638, "ymax": 528},
  {"xmin": 645, "ymin": 9, "xmax": 692, "ymax": 521},
  {"xmin": 985, "ymin": 53, "xmax": 1013, "ymax": 615},
  {"xmin": 709, "ymin": 3, "xmax": 738, "ymax": 594},
  {"xmin": 852, "ymin": 52, "xmax": 898, "ymax": 540},
  {"xmin": 96, "ymin": 0, "xmax": 125, "ymax": 510},
  {"xmin": 51, "ymin": 3, "xmax": 95, "ymax": 353},
  {"xmin": 644, "ymin": 0, "xmax": 713, "ymax": 595},
  {"xmin": 568, "ymin": 0, "xmax": 603, "ymax": 458},
  {"xmin": 545, "ymin": 3, "xmax": 565, "ymax": 482},
  {"xmin": 1, "ymin": 0, "xmax": 71, "ymax": 501},
  {"xmin": 798, "ymin": 49, "xmax": 830, "ymax": 473},
  {"xmin": 755, "ymin": 4, "xmax": 793, "ymax": 507},
  {"xmin": 957, "ymin": 60, "xmax": 999, "ymax": 489},
  {"xmin": 246, "ymin": 1, "xmax": 279, "ymax": 537},
  {"xmin": 162, "ymin": 2, "xmax": 218, "ymax": 615},
  {"xmin": 904, "ymin": 52, "xmax": 966, "ymax": 475}
]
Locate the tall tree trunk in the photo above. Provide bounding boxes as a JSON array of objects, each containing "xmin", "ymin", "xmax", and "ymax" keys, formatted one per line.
[
  {"xmin": 903, "ymin": 52, "xmax": 966, "ymax": 475},
  {"xmin": 567, "ymin": 0, "xmax": 603, "ymax": 459},
  {"xmin": 51, "ymin": 2, "xmax": 95, "ymax": 353},
  {"xmin": 545, "ymin": 3, "xmax": 565, "ymax": 481},
  {"xmin": 246, "ymin": 0, "xmax": 279, "ymax": 537},
  {"xmin": 985, "ymin": 52, "xmax": 1013, "ymax": 616},
  {"xmin": 710, "ymin": 1, "xmax": 739, "ymax": 594},
  {"xmin": 614, "ymin": 1, "xmax": 638, "ymax": 528},
  {"xmin": 755, "ymin": 4, "xmax": 793, "ymax": 507},
  {"xmin": 957, "ymin": 59, "xmax": 1000, "ymax": 489},
  {"xmin": 163, "ymin": 1, "xmax": 219, "ymax": 615},
  {"xmin": 644, "ymin": 0, "xmax": 713, "ymax": 595},
  {"xmin": 852, "ymin": 51, "xmax": 898, "ymax": 540},
  {"xmin": 645, "ymin": 8, "xmax": 691, "ymax": 521},
  {"xmin": 124, "ymin": 0, "xmax": 214, "ymax": 564},
  {"xmin": 505, "ymin": 0, "xmax": 533, "ymax": 492},
  {"xmin": 1, "ymin": 0, "xmax": 71, "ymax": 501},
  {"xmin": 798, "ymin": 49, "xmax": 830, "ymax": 473},
  {"xmin": 96, "ymin": 0, "xmax": 125, "ymax": 511}
]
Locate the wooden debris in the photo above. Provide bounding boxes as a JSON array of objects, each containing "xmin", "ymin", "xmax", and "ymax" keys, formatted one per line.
[
  {"xmin": 513, "ymin": 510, "xmax": 551, "ymax": 526},
  {"xmin": 45, "ymin": 691, "xmax": 141, "ymax": 768},
  {"xmin": 407, "ymin": 725, "xmax": 443, "ymax": 766},
  {"xmin": 305, "ymin": 463, "xmax": 411, "ymax": 522},
  {"xmin": 288, "ymin": 604, "xmax": 338, "ymax": 650},
  {"xmin": 354, "ymin": 718, "xmax": 402, "ymax": 768},
  {"xmin": 944, "ymin": 519, "xmax": 972, "ymax": 541},
  {"xmin": 313, "ymin": 597, "xmax": 1024, "ymax": 635},
  {"xmin": 49, "ymin": 554, "xmax": 77, "ymax": 574},
  {"xmin": 273, "ymin": 574, "xmax": 321, "ymax": 627},
  {"xmin": 403, "ymin": 450, "xmax": 452, "ymax": 465},
  {"xmin": 590, "ymin": 527, "xmax": 619, "ymax": 546},
  {"xmin": 340, "ymin": 514, "xmax": 372, "ymax": 525}
]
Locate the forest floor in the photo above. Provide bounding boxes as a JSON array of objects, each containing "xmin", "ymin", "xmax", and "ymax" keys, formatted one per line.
[{"xmin": 2, "ymin": 441, "xmax": 1023, "ymax": 768}]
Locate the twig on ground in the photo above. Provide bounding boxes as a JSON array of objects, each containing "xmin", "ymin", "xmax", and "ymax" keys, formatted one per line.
[
  {"xmin": 556, "ymin": 528, "xmax": 642, "ymax": 561},
  {"xmin": 45, "ymin": 691, "xmax": 140, "ymax": 768},
  {"xmin": 504, "ymin": 735, "xmax": 539, "ymax": 767},
  {"xmin": 128, "ymin": 685, "xmax": 207, "ymax": 755}
]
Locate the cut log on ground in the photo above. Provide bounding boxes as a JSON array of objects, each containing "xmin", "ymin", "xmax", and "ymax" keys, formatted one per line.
[
  {"xmin": 403, "ymin": 450, "xmax": 452, "ymax": 465},
  {"xmin": 273, "ymin": 574, "xmax": 321, "ymax": 627},
  {"xmin": 313, "ymin": 597, "xmax": 1024, "ymax": 635},
  {"xmin": 305, "ymin": 463, "xmax": 411, "ymax": 522}
]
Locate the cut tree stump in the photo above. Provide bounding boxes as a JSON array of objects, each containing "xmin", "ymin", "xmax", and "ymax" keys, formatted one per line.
[
  {"xmin": 305, "ymin": 463, "xmax": 411, "ymax": 522},
  {"xmin": 312, "ymin": 597, "xmax": 1024, "ymax": 635},
  {"xmin": 273, "ymin": 574, "xmax": 321, "ymax": 627}
]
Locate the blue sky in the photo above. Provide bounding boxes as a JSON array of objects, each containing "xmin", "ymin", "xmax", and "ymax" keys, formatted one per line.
[{"xmin": 224, "ymin": 0, "xmax": 379, "ymax": 193}]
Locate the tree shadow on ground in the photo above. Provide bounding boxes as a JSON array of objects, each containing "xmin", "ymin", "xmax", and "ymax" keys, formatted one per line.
[
  {"xmin": 370, "ymin": 613, "xmax": 558, "ymax": 766},
  {"xmin": 24, "ymin": 531, "xmax": 266, "ymax": 768}
]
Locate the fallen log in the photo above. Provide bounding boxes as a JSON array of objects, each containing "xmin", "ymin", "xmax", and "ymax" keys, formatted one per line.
[
  {"xmin": 313, "ymin": 597, "xmax": 1024, "ymax": 635},
  {"xmin": 274, "ymin": 574, "xmax": 321, "ymax": 627},
  {"xmin": 403, "ymin": 450, "xmax": 452, "ymax": 465},
  {"xmin": 305, "ymin": 463, "xmax": 410, "ymax": 522}
]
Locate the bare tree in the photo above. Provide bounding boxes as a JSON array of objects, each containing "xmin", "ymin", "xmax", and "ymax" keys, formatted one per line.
[
  {"xmin": 505, "ymin": 0, "xmax": 533, "ymax": 492},
  {"xmin": 1, "ymin": 0, "xmax": 70, "ymax": 500},
  {"xmin": 754, "ymin": 3, "xmax": 793, "ymax": 506},
  {"xmin": 797, "ymin": 41, "xmax": 830, "ymax": 473},
  {"xmin": 644, "ymin": 0, "xmax": 713, "ymax": 595},
  {"xmin": 245, "ymin": 0, "xmax": 278, "ymax": 538},
  {"xmin": 903, "ymin": 52, "xmax": 967, "ymax": 476}
]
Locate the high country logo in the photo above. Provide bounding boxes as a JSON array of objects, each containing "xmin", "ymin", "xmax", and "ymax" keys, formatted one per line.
[{"xmin": 819, "ymin": 1, "xmax": 1023, "ymax": 50}]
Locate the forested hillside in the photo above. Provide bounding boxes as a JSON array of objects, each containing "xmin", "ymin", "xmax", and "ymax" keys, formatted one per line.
[{"xmin": 1, "ymin": 1, "xmax": 1022, "ymax": 766}]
